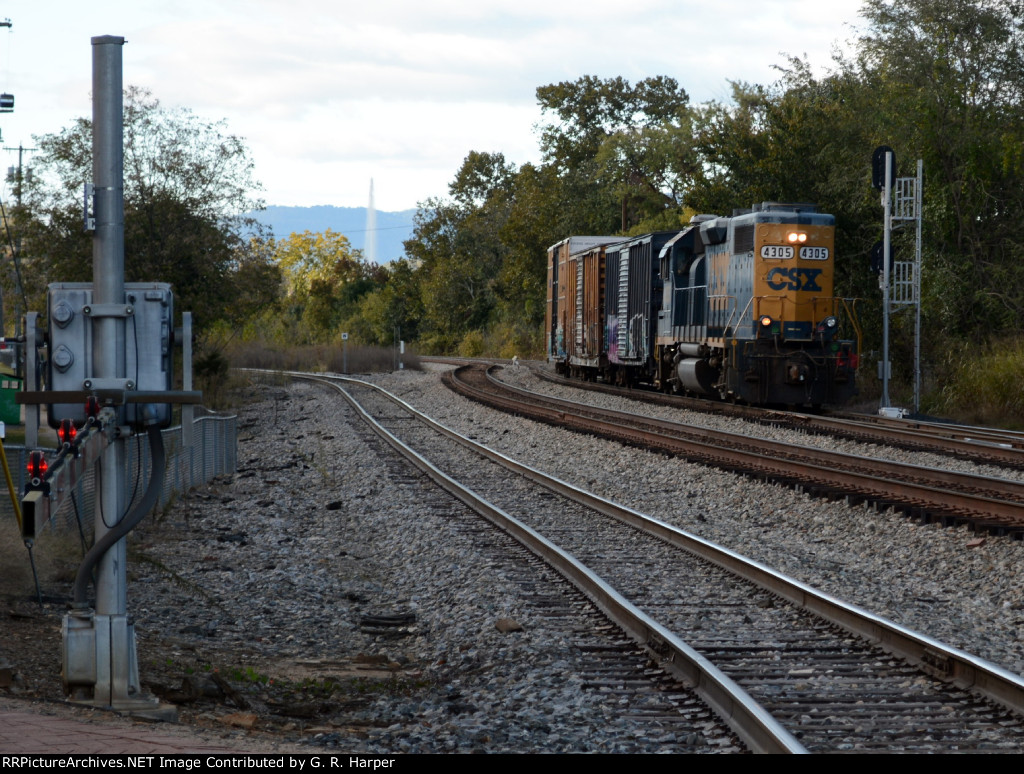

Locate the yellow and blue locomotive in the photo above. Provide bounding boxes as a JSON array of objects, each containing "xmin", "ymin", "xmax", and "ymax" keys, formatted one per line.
[
  {"xmin": 654, "ymin": 202, "xmax": 859, "ymax": 405},
  {"xmin": 546, "ymin": 202, "xmax": 860, "ymax": 406}
]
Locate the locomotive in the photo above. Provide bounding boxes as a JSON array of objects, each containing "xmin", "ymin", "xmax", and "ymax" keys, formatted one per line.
[{"xmin": 545, "ymin": 202, "xmax": 860, "ymax": 406}]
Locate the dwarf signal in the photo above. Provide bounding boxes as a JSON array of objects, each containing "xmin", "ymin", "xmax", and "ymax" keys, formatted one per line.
[
  {"xmin": 25, "ymin": 451, "xmax": 49, "ymax": 494},
  {"xmin": 57, "ymin": 419, "xmax": 77, "ymax": 447}
]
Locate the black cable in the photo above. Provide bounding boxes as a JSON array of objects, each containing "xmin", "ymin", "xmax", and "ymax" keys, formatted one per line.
[
  {"xmin": 127, "ymin": 432, "xmax": 142, "ymax": 509},
  {"xmin": 71, "ymin": 489, "xmax": 88, "ymax": 555},
  {"xmin": 24, "ymin": 539, "xmax": 42, "ymax": 608},
  {"xmin": 73, "ymin": 420, "xmax": 165, "ymax": 607},
  {"xmin": 123, "ymin": 311, "xmax": 142, "ymax": 511},
  {"xmin": 96, "ymin": 454, "xmax": 117, "ymax": 530}
]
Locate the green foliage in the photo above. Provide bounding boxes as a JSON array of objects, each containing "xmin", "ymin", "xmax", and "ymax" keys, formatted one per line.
[
  {"xmin": 457, "ymin": 329, "xmax": 485, "ymax": 357},
  {"xmin": 925, "ymin": 339, "xmax": 1024, "ymax": 428},
  {"xmin": 854, "ymin": 0, "xmax": 1024, "ymax": 339},
  {"xmin": 194, "ymin": 347, "xmax": 230, "ymax": 384},
  {"xmin": 20, "ymin": 86, "xmax": 276, "ymax": 331},
  {"xmin": 537, "ymin": 75, "xmax": 693, "ymax": 233},
  {"xmin": 353, "ymin": 258, "xmax": 424, "ymax": 347},
  {"xmin": 270, "ymin": 229, "xmax": 383, "ymax": 341},
  {"xmin": 404, "ymin": 153, "xmax": 518, "ymax": 347},
  {"xmin": 488, "ymin": 320, "xmax": 543, "ymax": 359},
  {"xmin": 230, "ymin": 666, "xmax": 271, "ymax": 685},
  {"xmin": 453, "ymin": 322, "xmax": 541, "ymax": 359}
]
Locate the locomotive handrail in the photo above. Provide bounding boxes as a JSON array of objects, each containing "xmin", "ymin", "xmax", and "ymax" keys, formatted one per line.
[
  {"xmin": 734, "ymin": 295, "xmax": 757, "ymax": 335},
  {"xmin": 750, "ymin": 294, "xmax": 863, "ymax": 345},
  {"xmin": 714, "ymin": 293, "xmax": 740, "ymax": 336},
  {"xmin": 836, "ymin": 296, "xmax": 864, "ymax": 355}
]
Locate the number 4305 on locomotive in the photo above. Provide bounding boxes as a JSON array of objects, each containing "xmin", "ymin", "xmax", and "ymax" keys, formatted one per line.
[{"xmin": 545, "ymin": 202, "xmax": 861, "ymax": 407}]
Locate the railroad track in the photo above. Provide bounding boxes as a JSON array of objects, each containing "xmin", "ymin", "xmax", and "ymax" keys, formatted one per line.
[
  {"xmin": 294, "ymin": 371, "xmax": 1024, "ymax": 753},
  {"xmin": 305, "ymin": 374, "xmax": 747, "ymax": 753},
  {"xmin": 534, "ymin": 365, "xmax": 1024, "ymax": 471},
  {"xmin": 449, "ymin": 364, "xmax": 1024, "ymax": 536}
]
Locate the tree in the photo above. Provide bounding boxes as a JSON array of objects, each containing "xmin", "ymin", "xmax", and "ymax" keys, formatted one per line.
[
  {"xmin": 405, "ymin": 195, "xmax": 508, "ymax": 351},
  {"xmin": 448, "ymin": 150, "xmax": 516, "ymax": 208},
  {"xmin": 356, "ymin": 258, "xmax": 423, "ymax": 346},
  {"xmin": 403, "ymin": 152, "xmax": 519, "ymax": 351},
  {"xmin": 853, "ymin": 0, "xmax": 1024, "ymax": 338},
  {"xmin": 18, "ymin": 86, "xmax": 274, "ymax": 329},
  {"xmin": 272, "ymin": 229, "xmax": 382, "ymax": 341},
  {"xmin": 536, "ymin": 75, "xmax": 693, "ymax": 231}
]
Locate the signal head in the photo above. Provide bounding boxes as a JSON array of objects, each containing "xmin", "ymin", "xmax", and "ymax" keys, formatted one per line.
[
  {"xmin": 57, "ymin": 419, "xmax": 77, "ymax": 446},
  {"xmin": 26, "ymin": 450, "xmax": 47, "ymax": 483}
]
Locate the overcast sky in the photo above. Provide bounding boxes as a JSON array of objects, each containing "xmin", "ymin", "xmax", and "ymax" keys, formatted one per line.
[{"xmin": 0, "ymin": 0, "xmax": 867, "ymax": 212}]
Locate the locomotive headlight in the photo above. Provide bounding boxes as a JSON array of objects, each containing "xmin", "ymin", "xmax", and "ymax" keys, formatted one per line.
[
  {"xmin": 787, "ymin": 232, "xmax": 808, "ymax": 243},
  {"xmin": 815, "ymin": 315, "xmax": 839, "ymax": 341},
  {"xmin": 758, "ymin": 315, "xmax": 780, "ymax": 337}
]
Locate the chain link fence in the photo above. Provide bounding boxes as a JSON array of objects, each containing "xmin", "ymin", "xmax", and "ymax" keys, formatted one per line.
[{"xmin": 1, "ymin": 409, "xmax": 237, "ymax": 537}]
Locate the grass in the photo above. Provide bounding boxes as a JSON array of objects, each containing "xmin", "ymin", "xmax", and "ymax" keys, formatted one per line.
[
  {"xmin": 230, "ymin": 665, "xmax": 272, "ymax": 685},
  {"xmin": 227, "ymin": 341, "xmax": 422, "ymax": 374},
  {"xmin": 923, "ymin": 339, "xmax": 1024, "ymax": 429}
]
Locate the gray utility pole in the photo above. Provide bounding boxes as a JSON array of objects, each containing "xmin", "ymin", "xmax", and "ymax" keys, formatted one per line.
[
  {"xmin": 62, "ymin": 36, "xmax": 167, "ymax": 716},
  {"xmin": 90, "ymin": 35, "xmax": 129, "ymax": 709},
  {"xmin": 4, "ymin": 144, "xmax": 36, "ymax": 338},
  {"xmin": 5, "ymin": 144, "xmax": 36, "ymax": 207}
]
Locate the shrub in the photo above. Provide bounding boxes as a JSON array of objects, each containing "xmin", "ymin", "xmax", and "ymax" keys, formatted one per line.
[
  {"xmin": 457, "ymin": 330, "xmax": 485, "ymax": 357},
  {"xmin": 227, "ymin": 341, "xmax": 420, "ymax": 374},
  {"xmin": 924, "ymin": 339, "xmax": 1024, "ymax": 428}
]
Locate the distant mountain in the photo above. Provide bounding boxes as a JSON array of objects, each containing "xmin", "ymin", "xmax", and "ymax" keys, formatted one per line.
[{"xmin": 249, "ymin": 205, "xmax": 418, "ymax": 263}]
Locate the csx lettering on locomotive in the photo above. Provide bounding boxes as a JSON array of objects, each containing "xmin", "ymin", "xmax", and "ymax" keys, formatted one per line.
[
  {"xmin": 545, "ymin": 202, "xmax": 861, "ymax": 406},
  {"xmin": 765, "ymin": 267, "xmax": 823, "ymax": 292}
]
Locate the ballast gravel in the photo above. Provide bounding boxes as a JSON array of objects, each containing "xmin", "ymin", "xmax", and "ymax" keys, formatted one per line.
[
  {"xmin": 2, "ymin": 362, "xmax": 1022, "ymax": 754},
  {"xmin": 366, "ymin": 364, "xmax": 1024, "ymax": 679}
]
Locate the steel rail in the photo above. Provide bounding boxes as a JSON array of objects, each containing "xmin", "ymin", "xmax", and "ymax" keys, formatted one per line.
[
  {"xmin": 834, "ymin": 412, "xmax": 1024, "ymax": 450},
  {"xmin": 501, "ymin": 367, "xmax": 1024, "ymax": 503},
  {"xmin": 535, "ymin": 365, "xmax": 1024, "ymax": 468},
  {"xmin": 444, "ymin": 372, "xmax": 1024, "ymax": 714},
  {"xmin": 460, "ymin": 366, "xmax": 1024, "ymax": 530},
  {"xmin": 292, "ymin": 372, "xmax": 806, "ymax": 754},
  {"xmin": 294, "ymin": 370, "xmax": 1024, "ymax": 744}
]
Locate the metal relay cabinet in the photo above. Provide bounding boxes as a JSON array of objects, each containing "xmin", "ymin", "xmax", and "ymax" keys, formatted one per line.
[{"xmin": 46, "ymin": 282, "xmax": 174, "ymax": 428}]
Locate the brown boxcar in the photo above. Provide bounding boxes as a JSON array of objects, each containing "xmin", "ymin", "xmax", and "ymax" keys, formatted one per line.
[
  {"xmin": 566, "ymin": 242, "xmax": 619, "ymax": 377},
  {"xmin": 546, "ymin": 236, "xmax": 618, "ymax": 372}
]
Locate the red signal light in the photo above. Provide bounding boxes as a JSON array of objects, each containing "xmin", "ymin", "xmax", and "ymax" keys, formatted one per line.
[
  {"xmin": 27, "ymin": 451, "xmax": 47, "ymax": 481},
  {"xmin": 58, "ymin": 419, "xmax": 77, "ymax": 446}
]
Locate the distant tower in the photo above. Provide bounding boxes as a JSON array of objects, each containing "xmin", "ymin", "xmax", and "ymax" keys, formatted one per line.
[{"xmin": 365, "ymin": 178, "xmax": 378, "ymax": 264}]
